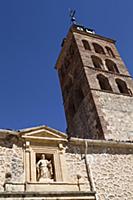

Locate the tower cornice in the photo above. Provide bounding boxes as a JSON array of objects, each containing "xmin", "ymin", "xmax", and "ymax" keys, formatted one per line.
[{"xmin": 70, "ymin": 24, "xmax": 116, "ymax": 44}]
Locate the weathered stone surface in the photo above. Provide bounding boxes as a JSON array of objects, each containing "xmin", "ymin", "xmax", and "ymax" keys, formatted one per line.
[
  {"xmin": 0, "ymin": 191, "xmax": 96, "ymax": 200},
  {"xmin": 93, "ymin": 91, "xmax": 133, "ymax": 140},
  {"xmin": 0, "ymin": 127, "xmax": 133, "ymax": 199},
  {"xmin": 69, "ymin": 92, "xmax": 103, "ymax": 139},
  {"xmin": 87, "ymin": 152, "xmax": 133, "ymax": 200},
  {"xmin": 67, "ymin": 141, "xmax": 133, "ymax": 200},
  {"xmin": 65, "ymin": 152, "xmax": 91, "ymax": 191},
  {"xmin": 0, "ymin": 144, "xmax": 24, "ymax": 191},
  {"xmin": 56, "ymin": 25, "xmax": 133, "ymax": 141}
]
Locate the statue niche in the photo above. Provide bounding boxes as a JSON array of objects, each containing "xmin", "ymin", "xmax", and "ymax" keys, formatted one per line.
[{"xmin": 36, "ymin": 153, "xmax": 54, "ymax": 182}]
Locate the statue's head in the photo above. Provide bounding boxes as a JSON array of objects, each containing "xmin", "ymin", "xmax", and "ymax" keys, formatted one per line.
[{"xmin": 41, "ymin": 154, "xmax": 45, "ymax": 159}]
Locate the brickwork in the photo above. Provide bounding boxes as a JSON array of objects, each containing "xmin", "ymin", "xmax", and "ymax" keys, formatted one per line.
[
  {"xmin": 56, "ymin": 24, "xmax": 133, "ymax": 141},
  {"xmin": 69, "ymin": 92, "xmax": 103, "ymax": 139},
  {"xmin": 73, "ymin": 31, "xmax": 130, "ymax": 77}
]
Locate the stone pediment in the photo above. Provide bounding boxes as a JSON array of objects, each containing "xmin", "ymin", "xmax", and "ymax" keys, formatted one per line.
[{"xmin": 20, "ymin": 125, "xmax": 67, "ymax": 142}]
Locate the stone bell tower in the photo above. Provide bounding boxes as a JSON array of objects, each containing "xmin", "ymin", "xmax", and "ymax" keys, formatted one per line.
[{"xmin": 56, "ymin": 24, "xmax": 133, "ymax": 141}]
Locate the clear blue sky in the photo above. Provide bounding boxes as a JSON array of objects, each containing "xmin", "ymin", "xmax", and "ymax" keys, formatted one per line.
[{"xmin": 0, "ymin": 0, "xmax": 132, "ymax": 132}]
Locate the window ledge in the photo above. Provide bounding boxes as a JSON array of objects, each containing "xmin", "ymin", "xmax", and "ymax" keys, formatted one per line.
[
  {"xmin": 91, "ymin": 88, "xmax": 133, "ymax": 97},
  {"xmin": 84, "ymin": 65, "xmax": 132, "ymax": 78}
]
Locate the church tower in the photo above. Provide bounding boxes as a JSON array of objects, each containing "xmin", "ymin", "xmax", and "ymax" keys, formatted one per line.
[{"xmin": 56, "ymin": 24, "xmax": 133, "ymax": 141}]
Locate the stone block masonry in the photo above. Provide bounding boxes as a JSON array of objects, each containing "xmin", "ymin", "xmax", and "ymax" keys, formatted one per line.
[
  {"xmin": 0, "ymin": 143, "xmax": 24, "ymax": 191},
  {"xmin": 69, "ymin": 138, "xmax": 133, "ymax": 200},
  {"xmin": 93, "ymin": 90, "xmax": 133, "ymax": 141}
]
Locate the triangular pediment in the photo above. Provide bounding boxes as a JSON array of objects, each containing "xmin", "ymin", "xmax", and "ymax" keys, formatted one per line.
[{"xmin": 20, "ymin": 125, "xmax": 67, "ymax": 141}]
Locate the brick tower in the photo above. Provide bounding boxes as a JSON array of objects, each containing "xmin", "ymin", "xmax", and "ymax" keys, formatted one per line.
[{"xmin": 56, "ymin": 24, "xmax": 133, "ymax": 141}]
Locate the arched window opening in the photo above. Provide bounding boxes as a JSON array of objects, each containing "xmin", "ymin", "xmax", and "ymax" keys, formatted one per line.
[
  {"xmin": 116, "ymin": 79, "xmax": 130, "ymax": 95},
  {"xmin": 105, "ymin": 59, "xmax": 119, "ymax": 73},
  {"xmin": 82, "ymin": 40, "xmax": 91, "ymax": 50},
  {"xmin": 93, "ymin": 43, "xmax": 105, "ymax": 54},
  {"xmin": 91, "ymin": 56, "xmax": 103, "ymax": 69},
  {"xmin": 97, "ymin": 74, "xmax": 112, "ymax": 91},
  {"xmin": 74, "ymin": 87, "xmax": 85, "ymax": 109},
  {"xmin": 105, "ymin": 46, "xmax": 115, "ymax": 58}
]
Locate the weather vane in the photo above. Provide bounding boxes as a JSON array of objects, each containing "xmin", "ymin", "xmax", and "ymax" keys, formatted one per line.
[{"xmin": 69, "ymin": 9, "xmax": 76, "ymax": 24}]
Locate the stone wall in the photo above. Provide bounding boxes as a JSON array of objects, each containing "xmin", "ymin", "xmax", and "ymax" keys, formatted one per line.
[
  {"xmin": 65, "ymin": 145, "xmax": 91, "ymax": 191},
  {"xmin": 72, "ymin": 30, "xmax": 133, "ymax": 141},
  {"xmin": 86, "ymin": 144, "xmax": 133, "ymax": 200},
  {"xmin": 70, "ymin": 92, "xmax": 103, "ymax": 139},
  {"xmin": 0, "ymin": 138, "xmax": 24, "ymax": 191},
  {"xmin": 87, "ymin": 153, "xmax": 133, "ymax": 200},
  {"xmin": 93, "ymin": 90, "xmax": 133, "ymax": 141},
  {"xmin": 73, "ymin": 31, "xmax": 130, "ymax": 76},
  {"xmin": 68, "ymin": 141, "xmax": 133, "ymax": 200},
  {"xmin": 0, "ymin": 132, "xmax": 133, "ymax": 199}
]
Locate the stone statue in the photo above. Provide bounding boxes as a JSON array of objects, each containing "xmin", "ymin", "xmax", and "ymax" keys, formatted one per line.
[{"xmin": 36, "ymin": 154, "xmax": 53, "ymax": 182}]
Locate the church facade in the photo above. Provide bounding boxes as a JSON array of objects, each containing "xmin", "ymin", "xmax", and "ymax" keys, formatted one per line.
[{"xmin": 0, "ymin": 24, "xmax": 133, "ymax": 200}]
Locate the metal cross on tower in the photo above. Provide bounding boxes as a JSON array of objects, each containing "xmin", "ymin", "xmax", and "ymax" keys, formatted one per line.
[{"xmin": 69, "ymin": 9, "xmax": 76, "ymax": 24}]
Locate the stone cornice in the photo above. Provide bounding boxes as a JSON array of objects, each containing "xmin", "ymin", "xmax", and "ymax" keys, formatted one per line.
[{"xmin": 69, "ymin": 137, "xmax": 133, "ymax": 148}]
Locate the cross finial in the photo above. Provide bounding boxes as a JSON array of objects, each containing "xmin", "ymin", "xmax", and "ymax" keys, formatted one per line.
[{"xmin": 69, "ymin": 9, "xmax": 76, "ymax": 24}]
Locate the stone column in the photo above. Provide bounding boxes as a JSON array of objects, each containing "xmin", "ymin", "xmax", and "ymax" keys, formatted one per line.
[
  {"xmin": 58, "ymin": 143, "xmax": 68, "ymax": 182},
  {"xmin": 25, "ymin": 141, "xmax": 31, "ymax": 182}
]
